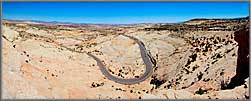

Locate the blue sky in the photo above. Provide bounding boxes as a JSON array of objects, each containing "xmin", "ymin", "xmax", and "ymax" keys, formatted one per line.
[{"xmin": 2, "ymin": 2, "xmax": 249, "ymax": 24}]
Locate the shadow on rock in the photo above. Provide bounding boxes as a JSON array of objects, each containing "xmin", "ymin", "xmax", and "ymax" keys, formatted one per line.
[{"xmin": 223, "ymin": 28, "xmax": 249, "ymax": 89}]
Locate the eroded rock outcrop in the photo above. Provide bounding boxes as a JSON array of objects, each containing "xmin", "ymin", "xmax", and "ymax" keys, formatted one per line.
[
  {"xmin": 225, "ymin": 28, "xmax": 249, "ymax": 89},
  {"xmin": 2, "ymin": 18, "xmax": 249, "ymax": 99}
]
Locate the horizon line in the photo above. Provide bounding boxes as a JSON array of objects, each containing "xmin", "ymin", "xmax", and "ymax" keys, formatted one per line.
[{"xmin": 2, "ymin": 16, "xmax": 249, "ymax": 25}]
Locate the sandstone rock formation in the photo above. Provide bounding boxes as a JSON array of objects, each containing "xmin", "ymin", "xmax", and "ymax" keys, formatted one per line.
[
  {"xmin": 225, "ymin": 28, "xmax": 249, "ymax": 89},
  {"xmin": 2, "ymin": 18, "xmax": 249, "ymax": 99}
]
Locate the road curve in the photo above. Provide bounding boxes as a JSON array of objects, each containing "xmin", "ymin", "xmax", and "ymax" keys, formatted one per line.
[{"xmin": 87, "ymin": 34, "xmax": 154, "ymax": 85}]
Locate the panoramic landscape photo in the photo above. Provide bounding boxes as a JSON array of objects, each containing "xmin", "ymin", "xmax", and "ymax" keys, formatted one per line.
[{"xmin": 2, "ymin": 2, "xmax": 250, "ymax": 99}]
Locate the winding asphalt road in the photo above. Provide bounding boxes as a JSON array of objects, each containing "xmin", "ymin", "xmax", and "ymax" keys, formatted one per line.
[{"xmin": 87, "ymin": 34, "xmax": 154, "ymax": 85}]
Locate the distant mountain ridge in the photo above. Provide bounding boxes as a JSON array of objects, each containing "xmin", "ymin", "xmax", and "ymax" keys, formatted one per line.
[
  {"xmin": 2, "ymin": 19, "xmax": 86, "ymax": 25},
  {"xmin": 2, "ymin": 16, "xmax": 249, "ymax": 25},
  {"xmin": 182, "ymin": 16, "xmax": 249, "ymax": 25},
  {"xmin": 187, "ymin": 16, "xmax": 249, "ymax": 21},
  {"xmin": 2, "ymin": 19, "xmax": 139, "ymax": 26}
]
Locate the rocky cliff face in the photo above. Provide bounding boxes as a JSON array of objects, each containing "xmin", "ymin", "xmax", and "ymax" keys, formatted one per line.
[
  {"xmin": 225, "ymin": 28, "xmax": 249, "ymax": 89},
  {"xmin": 2, "ymin": 19, "xmax": 249, "ymax": 99}
]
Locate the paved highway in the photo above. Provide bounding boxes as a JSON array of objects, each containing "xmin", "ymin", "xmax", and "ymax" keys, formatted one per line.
[{"xmin": 87, "ymin": 34, "xmax": 154, "ymax": 85}]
